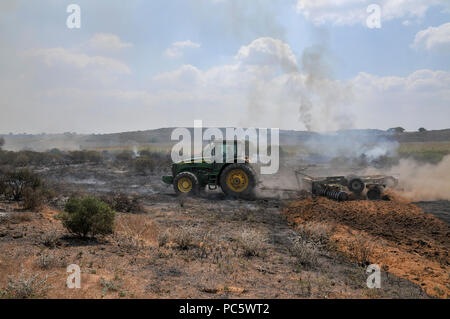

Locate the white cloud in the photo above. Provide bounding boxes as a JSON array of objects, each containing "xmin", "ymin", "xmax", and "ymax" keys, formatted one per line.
[
  {"xmin": 296, "ymin": 0, "xmax": 450, "ymax": 26},
  {"xmin": 172, "ymin": 40, "xmax": 202, "ymax": 49},
  {"xmin": 164, "ymin": 40, "xmax": 201, "ymax": 58},
  {"xmin": 27, "ymin": 48, "xmax": 131, "ymax": 75},
  {"xmin": 351, "ymin": 69, "xmax": 450, "ymax": 130},
  {"xmin": 87, "ymin": 33, "xmax": 132, "ymax": 51},
  {"xmin": 412, "ymin": 22, "xmax": 450, "ymax": 52},
  {"xmin": 235, "ymin": 37, "xmax": 298, "ymax": 73}
]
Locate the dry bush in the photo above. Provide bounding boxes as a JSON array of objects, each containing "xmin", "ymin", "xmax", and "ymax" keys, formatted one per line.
[
  {"xmin": 115, "ymin": 214, "xmax": 158, "ymax": 245},
  {"xmin": 157, "ymin": 229, "xmax": 170, "ymax": 247},
  {"xmin": 290, "ymin": 240, "xmax": 319, "ymax": 270},
  {"xmin": 40, "ymin": 230, "xmax": 61, "ymax": 248},
  {"xmin": 172, "ymin": 226, "xmax": 196, "ymax": 250},
  {"xmin": 22, "ymin": 187, "xmax": 45, "ymax": 211},
  {"xmin": 35, "ymin": 251, "xmax": 66, "ymax": 270},
  {"xmin": 0, "ymin": 169, "xmax": 42, "ymax": 201},
  {"xmin": 239, "ymin": 228, "xmax": 267, "ymax": 257},
  {"xmin": 4, "ymin": 271, "xmax": 49, "ymax": 299},
  {"xmin": 114, "ymin": 151, "xmax": 134, "ymax": 164},
  {"xmin": 100, "ymin": 193, "xmax": 143, "ymax": 213},
  {"xmin": 100, "ymin": 277, "xmax": 122, "ymax": 297},
  {"xmin": 157, "ymin": 226, "xmax": 198, "ymax": 250},
  {"xmin": 296, "ymin": 221, "xmax": 332, "ymax": 245},
  {"xmin": 346, "ymin": 233, "xmax": 375, "ymax": 265},
  {"xmin": 36, "ymin": 253, "xmax": 56, "ymax": 270}
]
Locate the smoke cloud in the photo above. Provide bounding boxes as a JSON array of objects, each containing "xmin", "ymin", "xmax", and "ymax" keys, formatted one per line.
[
  {"xmin": 297, "ymin": 28, "xmax": 355, "ymax": 133},
  {"xmin": 304, "ymin": 130, "xmax": 399, "ymax": 164}
]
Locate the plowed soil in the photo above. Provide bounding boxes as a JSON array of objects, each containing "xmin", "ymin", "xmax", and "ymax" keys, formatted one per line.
[{"xmin": 282, "ymin": 193, "xmax": 450, "ymax": 298}]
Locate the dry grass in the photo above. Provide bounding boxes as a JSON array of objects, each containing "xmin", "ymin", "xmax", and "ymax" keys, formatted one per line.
[
  {"xmin": 6, "ymin": 212, "xmax": 33, "ymax": 224},
  {"xmin": 398, "ymin": 141, "xmax": 450, "ymax": 163},
  {"xmin": 114, "ymin": 214, "xmax": 159, "ymax": 247},
  {"xmin": 238, "ymin": 228, "xmax": 267, "ymax": 257},
  {"xmin": 345, "ymin": 233, "xmax": 375, "ymax": 265},
  {"xmin": 172, "ymin": 226, "xmax": 196, "ymax": 250},
  {"xmin": 290, "ymin": 240, "xmax": 320, "ymax": 270},
  {"xmin": 296, "ymin": 221, "xmax": 332, "ymax": 245},
  {"xmin": 156, "ymin": 225, "xmax": 200, "ymax": 251}
]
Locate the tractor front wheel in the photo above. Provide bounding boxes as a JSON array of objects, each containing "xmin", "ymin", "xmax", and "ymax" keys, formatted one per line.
[
  {"xmin": 220, "ymin": 164, "xmax": 256, "ymax": 199},
  {"xmin": 173, "ymin": 172, "xmax": 199, "ymax": 196}
]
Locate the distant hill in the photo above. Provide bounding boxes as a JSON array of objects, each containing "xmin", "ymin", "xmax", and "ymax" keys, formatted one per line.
[{"xmin": 1, "ymin": 128, "xmax": 450, "ymax": 152}]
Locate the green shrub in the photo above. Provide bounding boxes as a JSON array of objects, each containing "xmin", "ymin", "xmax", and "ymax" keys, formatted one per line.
[{"xmin": 57, "ymin": 197, "xmax": 115, "ymax": 238}]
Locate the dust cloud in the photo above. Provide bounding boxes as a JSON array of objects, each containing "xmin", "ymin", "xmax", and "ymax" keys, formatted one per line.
[
  {"xmin": 367, "ymin": 155, "xmax": 450, "ymax": 201},
  {"xmin": 392, "ymin": 155, "xmax": 450, "ymax": 201}
]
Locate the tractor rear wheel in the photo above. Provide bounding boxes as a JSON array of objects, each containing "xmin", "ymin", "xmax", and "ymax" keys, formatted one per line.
[
  {"xmin": 173, "ymin": 172, "xmax": 199, "ymax": 196},
  {"xmin": 367, "ymin": 186, "xmax": 382, "ymax": 200},
  {"xmin": 220, "ymin": 164, "xmax": 256, "ymax": 199},
  {"xmin": 347, "ymin": 177, "xmax": 365, "ymax": 194}
]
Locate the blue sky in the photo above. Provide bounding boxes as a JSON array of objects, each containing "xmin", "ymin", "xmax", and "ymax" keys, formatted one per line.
[{"xmin": 1, "ymin": 0, "xmax": 450, "ymax": 133}]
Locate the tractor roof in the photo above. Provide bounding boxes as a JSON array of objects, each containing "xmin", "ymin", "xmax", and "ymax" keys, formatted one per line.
[{"xmin": 210, "ymin": 139, "xmax": 245, "ymax": 144}]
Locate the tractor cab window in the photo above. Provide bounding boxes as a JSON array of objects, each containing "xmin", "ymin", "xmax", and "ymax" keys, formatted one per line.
[
  {"xmin": 202, "ymin": 143, "xmax": 215, "ymax": 159},
  {"xmin": 224, "ymin": 143, "xmax": 236, "ymax": 158}
]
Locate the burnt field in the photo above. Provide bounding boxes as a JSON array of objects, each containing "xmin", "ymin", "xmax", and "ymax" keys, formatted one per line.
[{"xmin": 0, "ymin": 153, "xmax": 448, "ymax": 299}]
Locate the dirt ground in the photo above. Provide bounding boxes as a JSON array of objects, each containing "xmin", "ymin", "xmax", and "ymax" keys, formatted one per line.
[
  {"xmin": 282, "ymin": 193, "xmax": 449, "ymax": 298},
  {"xmin": 0, "ymin": 163, "xmax": 445, "ymax": 299}
]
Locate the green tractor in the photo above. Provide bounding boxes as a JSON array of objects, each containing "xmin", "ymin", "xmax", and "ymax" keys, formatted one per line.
[{"xmin": 162, "ymin": 140, "xmax": 257, "ymax": 198}]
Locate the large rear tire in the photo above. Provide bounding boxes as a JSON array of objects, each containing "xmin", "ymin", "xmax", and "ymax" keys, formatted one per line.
[
  {"xmin": 173, "ymin": 172, "xmax": 199, "ymax": 196},
  {"xmin": 367, "ymin": 186, "xmax": 382, "ymax": 200},
  {"xmin": 347, "ymin": 177, "xmax": 365, "ymax": 194},
  {"xmin": 219, "ymin": 164, "xmax": 256, "ymax": 199}
]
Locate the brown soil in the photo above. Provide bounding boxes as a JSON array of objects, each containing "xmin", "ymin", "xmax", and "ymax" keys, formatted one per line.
[{"xmin": 282, "ymin": 192, "xmax": 450, "ymax": 298}]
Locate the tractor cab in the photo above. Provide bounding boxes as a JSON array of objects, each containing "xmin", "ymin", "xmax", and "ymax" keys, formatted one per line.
[{"xmin": 202, "ymin": 139, "xmax": 247, "ymax": 163}]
